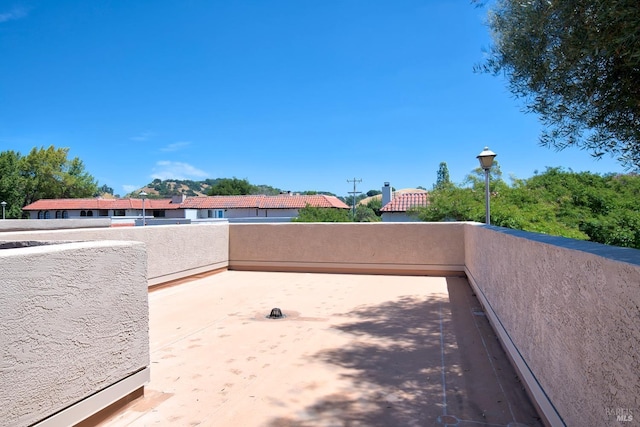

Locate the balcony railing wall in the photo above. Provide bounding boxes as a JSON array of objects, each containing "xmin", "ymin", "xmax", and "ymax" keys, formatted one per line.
[
  {"xmin": 0, "ymin": 240, "xmax": 149, "ymax": 427},
  {"xmin": 1, "ymin": 221, "xmax": 638, "ymax": 426}
]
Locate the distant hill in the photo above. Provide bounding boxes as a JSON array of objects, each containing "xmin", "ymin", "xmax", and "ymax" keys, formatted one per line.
[
  {"xmin": 125, "ymin": 179, "xmax": 285, "ymax": 198},
  {"xmin": 125, "ymin": 179, "xmax": 214, "ymax": 198}
]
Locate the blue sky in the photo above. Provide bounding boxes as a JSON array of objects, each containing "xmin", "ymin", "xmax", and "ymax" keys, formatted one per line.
[{"xmin": 0, "ymin": 1, "xmax": 625, "ymax": 197}]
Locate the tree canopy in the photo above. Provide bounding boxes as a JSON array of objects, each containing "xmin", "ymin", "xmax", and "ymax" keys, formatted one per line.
[
  {"xmin": 415, "ymin": 167, "xmax": 640, "ymax": 248},
  {"xmin": 207, "ymin": 178, "xmax": 255, "ymax": 196},
  {"xmin": 434, "ymin": 162, "xmax": 452, "ymax": 190},
  {"xmin": 479, "ymin": 0, "xmax": 640, "ymax": 169},
  {"xmin": 0, "ymin": 146, "xmax": 98, "ymax": 218},
  {"xmin": 292, "ymin": 205, "xmax": 351, "ymax": 222}
]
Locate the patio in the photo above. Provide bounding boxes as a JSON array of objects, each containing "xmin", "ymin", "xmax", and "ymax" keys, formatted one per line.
[{"xmin": 90, "ymin": 271, "xmax": 541, "ymax": 427}]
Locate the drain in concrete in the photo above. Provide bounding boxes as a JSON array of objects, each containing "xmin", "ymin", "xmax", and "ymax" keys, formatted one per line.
[{"xmin": 266, "ymin": 307, "xmax": 285, "ymax": 319}]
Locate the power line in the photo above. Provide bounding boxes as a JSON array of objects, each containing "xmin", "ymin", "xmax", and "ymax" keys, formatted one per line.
[{"xmin": 347, "ymin": 177, "xmax": 362, "ymax": 217}]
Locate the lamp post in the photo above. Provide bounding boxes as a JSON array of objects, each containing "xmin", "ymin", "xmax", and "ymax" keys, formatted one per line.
[
  {"xmin": 1, "ymin": 201, "xmax": 6, "ymax": 220},
  {"xmin": 139, "ymin": 192, "xmax": 147, "ymax": 226},
  {"xmin": 476, "ymin": 147, "xmax": 497, "ymax": 225}
]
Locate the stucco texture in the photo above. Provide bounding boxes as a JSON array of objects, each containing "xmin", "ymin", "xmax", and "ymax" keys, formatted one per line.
[
  {"xmin": 0, "ymin": 222, "xmax": 229, "ymax": 285},
  {"xmin": 229, "ymin": 222, "xmax": 466, "ymax": 274},
  {"xmin": 0, "ymin": 240, "xmax": 149, "ymax": 427},
  {"xmin": 465, "ymin": 225, "xmax": 640, "ymax": 426}
]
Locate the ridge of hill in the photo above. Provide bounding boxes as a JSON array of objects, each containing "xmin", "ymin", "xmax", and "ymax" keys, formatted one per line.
[{"xmin": 125, "ymin": 179, "xmax": 288, "ymax": 199}]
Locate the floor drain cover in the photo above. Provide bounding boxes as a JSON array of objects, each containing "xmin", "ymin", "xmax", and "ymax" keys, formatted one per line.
[{"xmin": 267, "ymin": 308, "xmax": 285, "ymax": 319}]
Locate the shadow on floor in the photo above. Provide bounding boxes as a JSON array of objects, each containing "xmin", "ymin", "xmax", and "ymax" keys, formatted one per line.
[{"xmin": 265, "ymin": 277, "xmax": 542, "ymax": 427}]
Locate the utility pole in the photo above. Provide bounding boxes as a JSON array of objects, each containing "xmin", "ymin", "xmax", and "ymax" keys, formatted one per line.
[{"xmin": 347, "ymin": 178, "xmax": 362, "ymax": 218}]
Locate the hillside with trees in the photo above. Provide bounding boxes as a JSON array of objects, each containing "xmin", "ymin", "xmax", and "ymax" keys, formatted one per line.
[{"xmin": 127, "ymin": 178, "xmax": 285, "ymax": 198}]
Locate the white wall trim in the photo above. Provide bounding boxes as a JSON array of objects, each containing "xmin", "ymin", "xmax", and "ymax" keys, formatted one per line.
[{"xmin": 34, "ymin": 367, "xmax": 150, "ymax": 427}]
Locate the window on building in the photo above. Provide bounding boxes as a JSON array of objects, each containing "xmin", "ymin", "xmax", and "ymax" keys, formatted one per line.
[
  {"xmin": 86, "ymin": 210, "xmax": 93, "ymax": 217},
  {"xmin": 38, "ymin": 210, "xmax": 45, "ymax": 219},
  {"xmin": 80, "ymin": 211, "xmax": 86, "ymax": 217},
  {"xmin": 62, "ymin": 211, "xmax": 68, "ymax": 218},
  {"xmin": 44, "ymin": 211, "xmax": 51, "ymax": 219},
  {"xmin": 99, "ymin": 210, "xmax": 109, "ymax": 216},
  {"xmin": 153, "ymin": 210, "xmax": 165, "ymax": 218},
  {"xmin": 113, "ymin": 209, "xmax": 125, "ymax": 216},
  {"xmin": 55, "ymin": 210, "xmax": 62, "ymax": 219}
]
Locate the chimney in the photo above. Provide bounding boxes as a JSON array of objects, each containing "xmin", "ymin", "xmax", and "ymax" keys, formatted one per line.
[
  {"xmin": 171, "ymin": 194, "xmax": 186, "ymax": 204},
  {"xmin": 382, "ymin": 182, "xmax": 392, "ymax": 206}
]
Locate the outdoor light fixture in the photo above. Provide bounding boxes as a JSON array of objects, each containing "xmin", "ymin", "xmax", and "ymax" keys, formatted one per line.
[
  {"xmin": 476, "ymin": 147, "xmax": 497, "ymax": 225},
  {"xmin": 139, "ymin": 191, "xmax": 147, "ymax": 226},
  {"xmin": 1, "ymin": 201, "xmax": 6, "ymax": 220}
]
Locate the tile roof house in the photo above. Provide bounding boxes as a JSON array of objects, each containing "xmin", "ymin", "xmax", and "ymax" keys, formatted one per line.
[
  {"xmin": 380, "ymin": 192, "xmax": 429, "ymax": 222},
  {"xmin": 21, "ymin": 197, "xmax": 183, "ymax": 219},
  {"xmin": 181, "ymin": 194, "xmax": 349, "ymax": 220},
  {"xmin": 22, "ymin": 194, "xmax": 349, "ymax": 222}
]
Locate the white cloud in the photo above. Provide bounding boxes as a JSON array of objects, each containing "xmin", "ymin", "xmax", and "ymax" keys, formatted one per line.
[
  {"xmin": 129, "ymin": 131, "xmax": 154, "ymax": 142},
  {"xmin": 151, "ymin": 161, "xmax": 209, "ymax": 180},
  {"xmin": 0, "ymin": 6, "xmax": 29, "ymax": 23},
  {"xmin": 160, "ymin": 141, "xmax": 191, "ymax": 152}
]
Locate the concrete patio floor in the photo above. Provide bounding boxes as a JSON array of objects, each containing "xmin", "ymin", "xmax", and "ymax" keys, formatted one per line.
[{"xmin": 92, "ymin": 271, "xmax": 543, "ymax": 427}]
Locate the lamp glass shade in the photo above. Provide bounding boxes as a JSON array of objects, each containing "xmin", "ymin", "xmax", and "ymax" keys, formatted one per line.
[{"xmin": 477, "ymin": 147, "xmax": 497, "ymax": 169}]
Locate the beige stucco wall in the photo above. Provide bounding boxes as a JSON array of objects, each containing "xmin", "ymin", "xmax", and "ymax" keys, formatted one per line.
[
  {"xmin": 464, "ymin": 224, "xmax": 640, "ymax": 426},
  {"xmin": 0, "ymin": 222, "xmax": 229, "ymax": 286},
  {"xmin": 0, "ymin": 240, "xmax": 149, "ymax": 427},
  {"xmin": 229, "ymin": 222, "xmax": 466, "ymax": 274},
  {"xmin": 0, "ymin": 218, "xmax": 112, "ymax": 231}
]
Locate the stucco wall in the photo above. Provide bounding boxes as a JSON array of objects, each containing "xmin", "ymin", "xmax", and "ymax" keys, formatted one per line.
[
  {"xmin": 0, "ymin": 223, "xmax": 229, "ymax": 285},
  {"xmin": 0, "ymin": 218, "xmax": 112, "ymax": 231},
  {"xmin": 0, "ymin": 240, "xmax": 149, "ymax": 427},
  {"xmin": 381, "ymin": 212, "xmax": 420, "ymax": 222},
  {"xmin": 229, "ymin": 222, "xmax": 466, "ymax": 274},
  {"xmin": 464, "ymin": 225, "xmax": 640, "ymax": 426}
]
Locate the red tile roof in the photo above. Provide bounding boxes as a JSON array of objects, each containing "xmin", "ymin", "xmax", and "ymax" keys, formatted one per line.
[
  {"xmin": 380, "ymin": 193, "xmax": 429, "ymax": 212},
  {"xmin": 22, "ymin": 198, "xmax": 180, "ymax": 211},
  {"xmin": 180, "ymin": 195, "xmax": 349, "ymax": 209},
  {"xmin": 23, "ymin": 195, "xmax": 350, "ymax": 211}
]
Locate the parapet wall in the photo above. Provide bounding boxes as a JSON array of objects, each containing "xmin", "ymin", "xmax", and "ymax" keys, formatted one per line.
[
  {"xmin": 0, "ymin": 240, "xmax": 149, "ymax": 427},
  {"xmin": 1, "ymin": 221, "xmax": 638, "ymax": 426},
  {"xmin": 229, "ymin": 222, "xmax": 467, "ymax": 275},
  {"xmin": 465, "ymin": 225, "xmax": 640, "ymax": 426},
  {"xmin": 0, "ymin": 222, "xmax": 229, "ymax": 286}
]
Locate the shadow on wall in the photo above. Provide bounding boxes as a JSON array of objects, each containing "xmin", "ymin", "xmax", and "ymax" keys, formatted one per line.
[{"xmin": 265, "ymin": 278, "xmax": 542, "ymax": 427}]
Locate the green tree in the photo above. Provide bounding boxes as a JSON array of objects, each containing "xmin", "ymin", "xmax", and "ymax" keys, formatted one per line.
[
  {"xmin": 354, "ymin": 205, "xmax": 381, "ymax": 222},
  {"xmin": 434, "ymin": 162, "xmax": 452, "ymax": 190},
  {"xmin": 0, "ymin": 150, "xmax": 25, "ymax": 218},
  {"xmin": 365, "ymin": 197, "xmax": 383, "ymax": 217},
  {"xmin": 20, "ymin": 146, "xmax": 98, "ymax": 206},
  {"xmin": 98, "ymin": 184, "xmax": 114, "ymax": 195},
  {"xmin": 207, "ymin": 177, "xmax": 254, "ymax": 195},
  {"xmin": 293, "ymin": 205, "xmax": 351, "ymax": 222},
  {"xmin": 479, "ymin": 0, "xmax": 640, "ymax": 169}
]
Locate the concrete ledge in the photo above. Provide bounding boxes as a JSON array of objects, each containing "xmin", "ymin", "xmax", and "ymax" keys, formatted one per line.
[
  {"xmin": 230, "ymin": 260, "xmax": 464, "ymax": 276},
  {"xmin": 148, "ymin": 261, "xmax": 229, "ymax": 287},
  {"xmin": 0, "ymin": 218, "xmax": 111, "ymax": 231},
  {"xmin": 465, "ymin": 267, "xmax": 564, "ymax": 427},
  {"xmin": 34, "ymin": 368, "xmax": 150, "ymax": 427}
]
